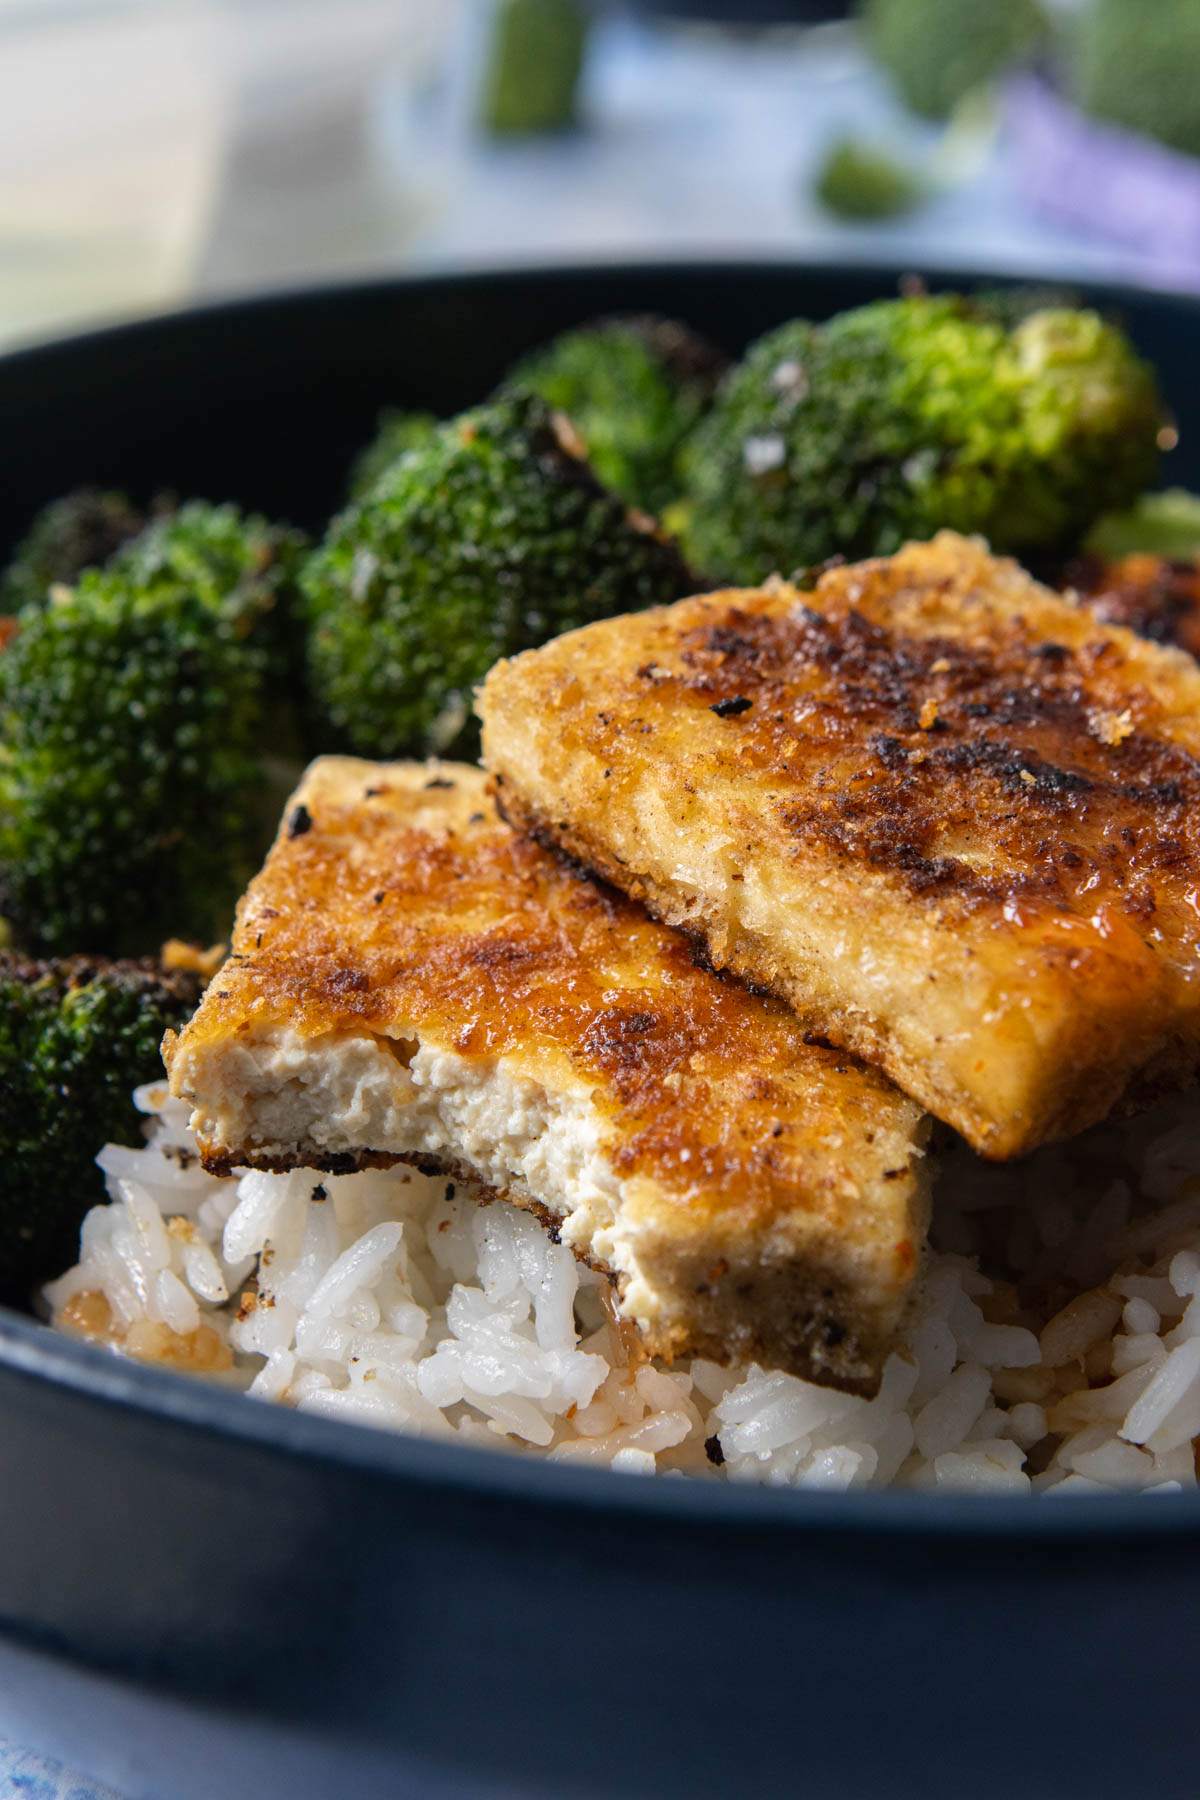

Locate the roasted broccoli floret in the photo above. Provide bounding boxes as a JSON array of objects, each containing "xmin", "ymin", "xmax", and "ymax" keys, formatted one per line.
[
  {"xmin": 0, "ymin": 510, "xmax": 281, "ymax": 955},
  {"xmin": 0, "ymin": 954, "xmax": 203, "ymax": 1296},
  {"xmin": 479, "ymin": 0, "xmax": 588, "ymax": 136},
  {"xmin": 863, "ymin": 0, "xmax": 1046, "ymax": 121},
  {"xmin": 347, "ymin": 410, "xmax": 441, "ymax": 501},
  {"xmin": 813, "ymin": 137, "xmax": 924, "ymax": 221},
  {"xmin": 1085, "ymin": 491, "xmax": 1200, "ymax": 561},
  {"xmin": 302, "ymin": 391, "xmax": 695, "ymax": 759},
  {"xmin": 503, "ymin": 315, "xmax": 726, "ymax": 514},
  {"xmin": 967, "ymin": 284, "xmax": 1084, "ymax": 331},
  {"xmin": 106, "ymin": 500, "xmax": 305, "ymax": 680},
  {"xmin": 680, "ymin": 295, "xmax": 1163, "ymax": 583},
  {"xmin": 1071, "ymin": 0, "xmax": 1200, "ymax": 162},
  {"xmin": 1, "ymin": 488, "xmax": 147, "ymax": 613}
]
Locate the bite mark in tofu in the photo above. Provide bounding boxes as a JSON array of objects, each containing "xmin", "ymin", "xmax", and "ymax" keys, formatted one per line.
[{"xmin": 165, "ymin": 759, "xmax": 929, "ymax": 1394}]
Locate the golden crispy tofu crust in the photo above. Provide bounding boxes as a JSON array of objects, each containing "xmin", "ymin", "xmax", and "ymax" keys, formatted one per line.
[
  {"xmin": 166, "ymin": 759, "xmax": 929, "ymax": 1393},
  {"xmin": 480, "ymin": 533, "xmax": 1200, "ymax": 1158}
]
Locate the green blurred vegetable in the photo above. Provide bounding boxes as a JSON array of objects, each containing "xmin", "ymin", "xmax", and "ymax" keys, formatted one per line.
[
  {"xmin": 814, "ymin": 137, "xmax": 925, "ymax": 221},
  {"xmin": 2, "ymin": 488, "xmax": 147, "ymax": 613},
  {"xmin": 480, "ymin": 0, "xmax": 588, "ymax": 136},
  {"xmin": 863, "ymin": 0, "xmax": 1046, "ymax": 121},
  {"xmin": 1086, "ymin": 491, "xmax": 1200, "ymax": 561},
  {"xmin": 347, "ymin": 410, "xmax": 441, "ymax": 501},
  {"xmin": 968, "ymin": 284, "xmax": 1084, "ymax": 331},
  {"xmin": 302, "ymin": 391, "xmax": 694, "ymax": 760},
  {"xmin": 1072, "ymin": 0, "xmax": 1200, "ymax": 161}
]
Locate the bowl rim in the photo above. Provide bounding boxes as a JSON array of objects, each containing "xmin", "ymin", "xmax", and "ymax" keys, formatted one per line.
[
  {"xmin": 2, "ymin": 248, "xmax": 1200, "ymax": 370},
  {"xmin": 7, "ymin": 1301, "xmax": 1199, "ymax": 1539},
  {"xmin": 4, "ymin": 255, "xmax": 1200, "ymax": 1542}
]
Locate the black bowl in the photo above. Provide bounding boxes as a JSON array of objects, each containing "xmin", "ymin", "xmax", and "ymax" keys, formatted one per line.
[{"xmin": 2, "ymin": 262, "xmax": 1199, "ymax": 1800}]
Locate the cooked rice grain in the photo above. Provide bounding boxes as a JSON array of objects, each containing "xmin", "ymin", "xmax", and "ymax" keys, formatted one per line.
[{"xmin": 43, "ymin": 1083, "xmax": 1200, "ymax": 1493}]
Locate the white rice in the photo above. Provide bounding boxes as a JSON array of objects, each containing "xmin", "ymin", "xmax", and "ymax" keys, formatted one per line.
[{"xmin": 43, "ymin": 1082, "xmax": 1200, "ymax": 1494}]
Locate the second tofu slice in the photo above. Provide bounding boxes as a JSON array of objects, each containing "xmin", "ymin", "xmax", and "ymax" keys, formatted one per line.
[
  {"xmin": 166, "ymin": 759, "xmax": 928, "ymax": 1394},
  {"xmin": 480, "ymin": 533, "xmax": 1200, "ymax": 1158}
]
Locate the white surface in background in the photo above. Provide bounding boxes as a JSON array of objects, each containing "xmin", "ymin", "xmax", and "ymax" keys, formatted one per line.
[
  {"xmin": 398, "ymin": 14, "xmax": 1184, "ymax": 288},
  {"xmin": 0, "ymin": 2, "xmax": 223, "ymax": 342},
  {"xmin": 0, "ymin": 0, "xmax": 449, "ymax": 348}
]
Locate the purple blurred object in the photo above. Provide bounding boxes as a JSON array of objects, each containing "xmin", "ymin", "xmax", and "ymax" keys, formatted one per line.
[{"xmin": 1007, "ymin": 73, "xmax": 1200, "ymax": 289}]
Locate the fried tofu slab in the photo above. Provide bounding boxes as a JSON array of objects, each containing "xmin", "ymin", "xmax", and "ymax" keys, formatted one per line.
[
  {"xmin": 480, "ymin": 533, "xmax": 1200, "ymax": 1158},
  {"xmin": 1068, "ymin": 552, "xmax": 1200, "ymax": 660},
  {"xmin": 165, "ymin": 759, "xmax": 928, "ymax": 1393}
]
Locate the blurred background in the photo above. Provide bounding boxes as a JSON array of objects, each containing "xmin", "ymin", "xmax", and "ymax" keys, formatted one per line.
[{"xmin": 2, "ymin": 0, "xmax": 1199, "ymax": 352}]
